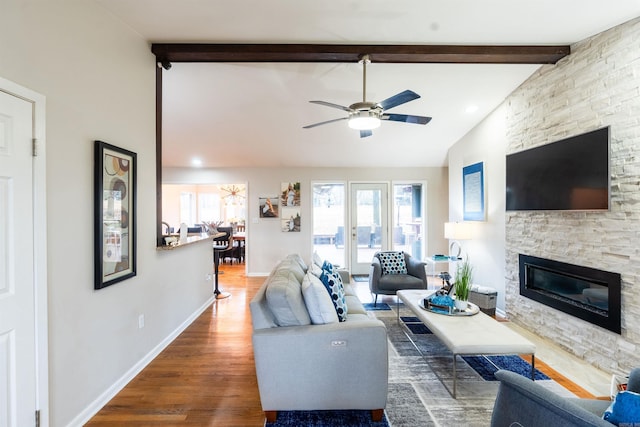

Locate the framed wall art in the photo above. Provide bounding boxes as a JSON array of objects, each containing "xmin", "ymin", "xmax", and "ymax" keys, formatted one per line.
[
  {"xmin": 463, "ymin": 161, "xmax": 485, "ymax": 221},
  {"xmin": 281, "ymin": 207, "xmax": 301, "ymax": 232},
  {"xmin": 281, "ymin": 181, "xmax": 300, "ymax": 207},
  {"xmin": 94, "ymin": 140, "xmax": 137, "ymax": 289},
  {"xmin": 259, "ymin": 196, "xmax": 279, "ymax": 218}
]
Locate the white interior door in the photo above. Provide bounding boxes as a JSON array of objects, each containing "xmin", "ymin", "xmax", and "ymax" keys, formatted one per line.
[
  {"xmin": 350, "ymin": 183, "xmax": 388, "ymax": 275},
  {"xmin": 0, "ymin": 90, "xmax": 37, "ymax": 427}
]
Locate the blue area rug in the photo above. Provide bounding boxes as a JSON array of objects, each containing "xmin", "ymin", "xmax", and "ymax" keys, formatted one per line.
[
  {"xmin": 401, "ymin": 316, "xmax": 433, "ymax": 334},
  {"xmin": 352, "ymin": 275, "xmax": 369, "ymax": 282},
  {"xmin": 405, "ymin": 323, "xmax": 432, "ymax": 334},
  {"xmin": 363, "ymin": 302, "xmax": 391, "ymax": 311},
  {"xmin": 462, "ymin": 355, "xmax": 550, "ymax": 381},
  {"xmin": 265, "ymin": 410, "xmax": 389, "ymax": 426}
]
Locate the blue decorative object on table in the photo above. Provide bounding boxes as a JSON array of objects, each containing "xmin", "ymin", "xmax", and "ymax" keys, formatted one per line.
[
  {"xmin": 431, "ymin": 294, "xmax": 454, "ymax": 307},
  {"xmin": 424, "ymin": 294, "xmax": 454, "ymax": 314}
]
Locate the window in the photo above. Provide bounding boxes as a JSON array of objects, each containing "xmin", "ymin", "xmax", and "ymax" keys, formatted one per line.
[
  {"xmin": 312, "ymin": 183, "xmax": 345, "ymax": 267},
  {"xmin": 392, "ymin": 183, "xmax": 424, "ymax": 259},
  {"xmin": 198, "ymin": 193, "xmax": 220, "ymax": 223},
  {"xmin": 179, "ymin": 192, "xmax": 196, "ymax": 226}
]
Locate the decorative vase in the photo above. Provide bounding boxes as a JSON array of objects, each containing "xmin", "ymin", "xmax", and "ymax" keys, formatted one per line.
[{"xmin": 454, "ymin": 299, "xmax": 468, "ymax": 311}]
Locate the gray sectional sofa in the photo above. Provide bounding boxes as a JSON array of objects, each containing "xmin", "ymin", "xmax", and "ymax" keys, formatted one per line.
[{"xmin": 249, "ymin": 254, "xmax": 388, "ymax": 423}]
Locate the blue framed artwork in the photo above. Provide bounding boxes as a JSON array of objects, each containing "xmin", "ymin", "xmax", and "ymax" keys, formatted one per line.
[{"xmin": 463, "ymin": 162, "xmax": 485, "ymax": 221}]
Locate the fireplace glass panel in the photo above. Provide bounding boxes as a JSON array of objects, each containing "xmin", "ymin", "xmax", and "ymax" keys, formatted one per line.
[
  {"xmin": 518, "ymin": 254, "xmax": 621, "ymax": 334},
  {"xmin": 527, "ymin": 266, "xmax": 608, "ymax": 314}
]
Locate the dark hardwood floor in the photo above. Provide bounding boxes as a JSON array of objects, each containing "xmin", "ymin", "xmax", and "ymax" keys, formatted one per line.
[
  {"xmin": 86, "ymin": 263, "xmax": 597, "ymax": 426},
  {"xmin": 86, "ymin": 264, "xmax": 266, "ymax": 426}
]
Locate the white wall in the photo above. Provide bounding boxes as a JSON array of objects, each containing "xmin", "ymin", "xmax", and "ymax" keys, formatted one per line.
[
  {"xmin": 447, "ymin": 104, "xmax": 509, "ymax": 311},
  {"xmin": 164, "ymin": 166, "xmax": 450, "ymax": 275},
  {"xmin": 1, "ymin": 2, "xmax": 216, "ymax": 425}
]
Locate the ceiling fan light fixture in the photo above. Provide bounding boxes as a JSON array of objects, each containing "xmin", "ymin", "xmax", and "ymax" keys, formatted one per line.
[{"xmin": 348, "ymin": 110, "xmax": 381, "ymax": 130}]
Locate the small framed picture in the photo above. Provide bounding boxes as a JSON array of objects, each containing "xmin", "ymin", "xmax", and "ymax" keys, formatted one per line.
[
  {"xmin": 281, "ymin": 207, "xmax": 300, "ymax": 232},
  {"xmin": 281, "ymin": 181, "xmax": 300, "ymax": 207},
  {"xmin": 259, "ymin": 196, "xmax": 279, "ymax": 218}
]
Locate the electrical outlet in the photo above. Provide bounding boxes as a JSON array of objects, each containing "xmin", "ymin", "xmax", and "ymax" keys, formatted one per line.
[
  {"xmin": 331, "ymin": 340, "xmax": 347, "ymax": 347},
  {"xmin": 138, "ymin": 314, "xmax": 145, "ymax": 329}
]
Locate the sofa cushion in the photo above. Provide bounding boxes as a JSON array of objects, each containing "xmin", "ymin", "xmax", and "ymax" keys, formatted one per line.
[
  {"xmin": 286, "ymin": 253, "xmax": 308, "ymax": 272},
  {"xmin": 377, "ymin": 251, "xmax": 408, "ymax": 275},
  {"xmin": 603, "ymin": 390, "xmax": 640, "ymax": 425},
  {"xmin": 319, "ymin": 262, "xmax": 348, "ymax": 322},
  {"xmin": 276, "ymin": 259, "xmax": 306, "ymax": 284},
  {"xmin": 345, "ymin": 295, "xmax": 366, "ymax": 315},
  {"xmin": 378, "ymin": 274, "xmax": 424, "ymax": 291},
  {"xmin": 265, "ymin": 270, "xmax": 311, "ymax": 326},
  {"xmin": 301, "ymin": 272, "xmax": 339, "ymax": 324}
]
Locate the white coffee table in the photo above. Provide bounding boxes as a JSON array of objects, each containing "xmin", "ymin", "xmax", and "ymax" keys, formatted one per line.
[{"xmin": 396, "ymin": 289, "xmax": 536, "ymax": 398}]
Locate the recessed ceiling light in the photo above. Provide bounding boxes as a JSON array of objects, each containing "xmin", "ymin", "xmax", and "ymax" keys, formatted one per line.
[
  {"xmin": 465, "ymin": 105, "xmax": 479, "ymax": 114},
  {"xmin": 191, "ymin": 158, "xmax": 203, "ymax": 167}
]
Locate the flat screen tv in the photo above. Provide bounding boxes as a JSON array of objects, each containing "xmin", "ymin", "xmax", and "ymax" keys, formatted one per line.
[{"xmin": 506, "ymin": 127, "xmax": 610, "ymax": 211}]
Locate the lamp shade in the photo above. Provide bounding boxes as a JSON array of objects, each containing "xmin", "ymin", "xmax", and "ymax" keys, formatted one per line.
[{"xmin": 444, "ymin": 222, "xmax": 474, "ymax": 240}]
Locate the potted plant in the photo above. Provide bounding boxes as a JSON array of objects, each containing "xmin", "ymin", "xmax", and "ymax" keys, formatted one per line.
[{"xmin": 454, "ymin": 258, "xmax": 473, "ymax": 311}]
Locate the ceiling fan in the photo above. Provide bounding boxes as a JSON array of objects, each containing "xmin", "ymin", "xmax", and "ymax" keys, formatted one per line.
[{"xmin": 303, "ymin": 54, "xmax": 432, "ymax": 138}]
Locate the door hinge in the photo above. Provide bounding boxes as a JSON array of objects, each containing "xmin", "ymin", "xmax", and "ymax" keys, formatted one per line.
[
  {"xmin": 32, "ymin": 138, "xmax": 38, "ymax": 157},
  {"xmin": 35, "ymin": 410, "xmax": 40, "ymax": 427}
]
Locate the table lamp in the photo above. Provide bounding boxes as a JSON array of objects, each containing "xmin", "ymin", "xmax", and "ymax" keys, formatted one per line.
[{"xmin": 444, "ymin": 222, "xmax": 473, "ymax": 259}]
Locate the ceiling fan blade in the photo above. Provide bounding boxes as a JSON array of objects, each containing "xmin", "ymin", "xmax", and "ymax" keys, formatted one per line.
[
  {"xmin": 360, "ymin": 130, "xmax": 373, "ymax": 138},
  {"xmin": 379, "ymin": 90, "xmax": 421, "ymax": 111},
  {"xmin": 382, "ymin": 113, "xmax": 432, "ymax": 125},
  {"xmin": 309, "ymin": 100, "xmax": 352, "ymax": 112},
  {"xmin": 303, "ymin": 117, "xmax": 348, "ymax": 129}
]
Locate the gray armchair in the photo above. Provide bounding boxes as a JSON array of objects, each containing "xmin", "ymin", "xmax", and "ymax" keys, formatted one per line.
[
  {"xmin": 369, "ymin": 251, "xmax": 428, "ymax": 305},
  {"xmin": 491, "ymin": 368, "xmax": 640, "ymax": 427}
]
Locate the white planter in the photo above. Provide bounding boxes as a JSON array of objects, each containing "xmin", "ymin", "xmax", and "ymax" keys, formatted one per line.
[{"xmin": 455, "ymin": 299, "xmax": 468, "ymax": 311}]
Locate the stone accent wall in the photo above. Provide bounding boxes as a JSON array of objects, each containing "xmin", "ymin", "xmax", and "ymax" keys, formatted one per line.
[{"xmin": 504, "ymin": 17, "xmax": 640, "ymax": 374}]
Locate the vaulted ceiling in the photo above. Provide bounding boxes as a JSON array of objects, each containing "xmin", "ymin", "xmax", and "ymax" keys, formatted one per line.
[{"xmin": 96, "ymin": 0, "xmax": 640, "ymax": 168}]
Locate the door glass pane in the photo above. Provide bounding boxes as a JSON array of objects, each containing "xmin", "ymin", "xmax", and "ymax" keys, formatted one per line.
[
  {"xmin": 355, "ymin": 189, "xmax": 381, "ymax": 264},
  {"xmin": 312, "ymin": 183, "xmax": 345, "ymax": 267},
  {"xmin": 393, "ymin": 184, "xmax": 423, "ymax": 259}
]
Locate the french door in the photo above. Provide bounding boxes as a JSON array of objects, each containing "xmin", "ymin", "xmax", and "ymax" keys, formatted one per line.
[{"xmin": 349, "ymin": 183, "xmax": 389, "ymax": 275}]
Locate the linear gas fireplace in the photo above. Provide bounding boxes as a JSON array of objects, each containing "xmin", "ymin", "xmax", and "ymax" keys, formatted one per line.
[{"xmin": 519, "ymin": 254, "xmax": 621, "ymax": 334}]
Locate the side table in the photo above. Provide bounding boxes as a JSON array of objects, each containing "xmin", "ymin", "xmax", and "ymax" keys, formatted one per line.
[{"xmin": 424, "ymin": 255, "xmax": 459, "ymax": 276}]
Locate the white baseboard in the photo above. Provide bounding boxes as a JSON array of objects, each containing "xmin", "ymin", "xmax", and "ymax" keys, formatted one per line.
[
  {"xmin": 67, "ymin": 296, "xmax": 216, "ymax": 427},
  {"xmin": 247, "ymin": 272, "xmax": 269, "ymax": 277}
]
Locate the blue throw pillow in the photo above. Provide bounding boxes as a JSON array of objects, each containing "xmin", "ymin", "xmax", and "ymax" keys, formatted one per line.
[
  {"xmin": 377, "ymin": 251, "xmax": 407, "ymax": 275},
  {"xmin": 319, "ymin": 263, "xmax": 348, "ymax": 322},
  {"xmin": 603, "ymin": 390, "xmax": 640, "ymax": 426}
]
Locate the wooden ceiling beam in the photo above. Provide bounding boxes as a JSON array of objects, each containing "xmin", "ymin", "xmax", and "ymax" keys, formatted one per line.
[{"xmin": 151, "ymin": 43, "xmax": 570, "ymax": 65}]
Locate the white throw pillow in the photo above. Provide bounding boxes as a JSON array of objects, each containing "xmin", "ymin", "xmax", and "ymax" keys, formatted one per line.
[
  {"xmin": 312, "ymin": 251, "xmax": 323, "ymax": 267},
  {"xmin": 302, "ymin": 273, "xmax": 339, "ymax": 324},
  {"xmin": 310, "ymin": 263, "xmax": 323, "ymax": 278}
]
